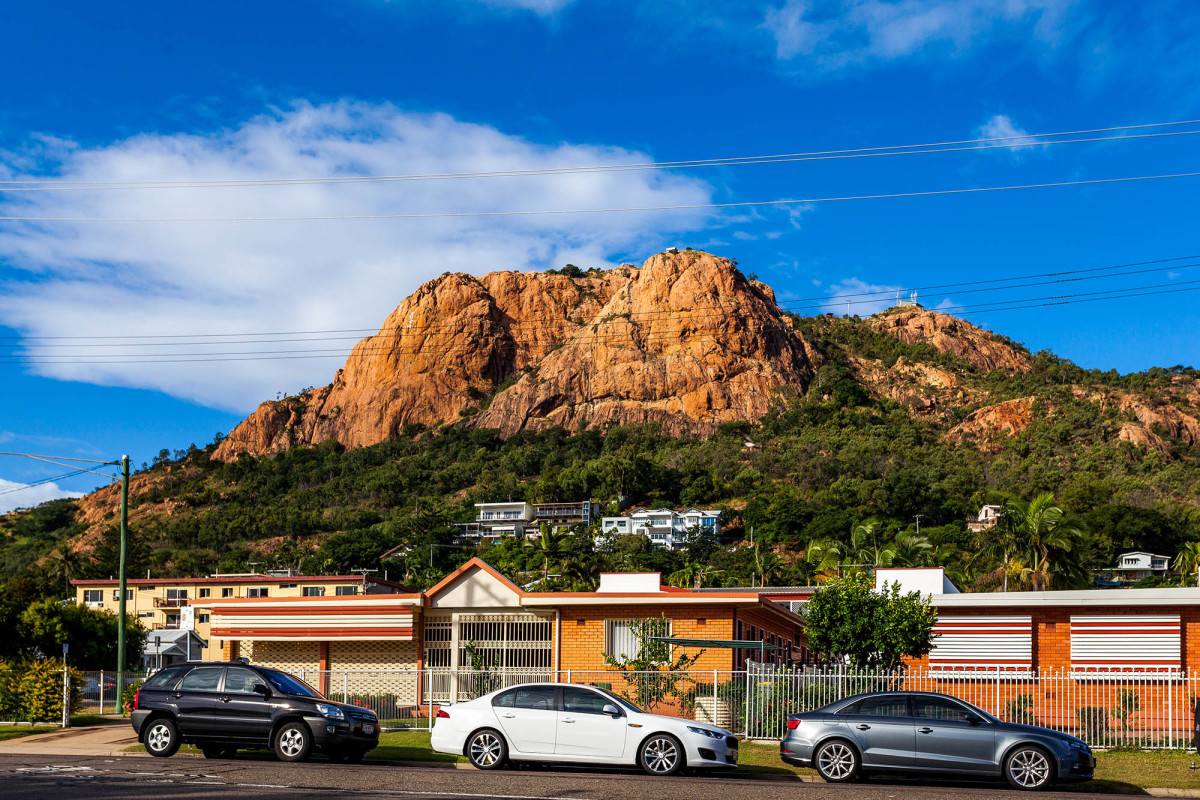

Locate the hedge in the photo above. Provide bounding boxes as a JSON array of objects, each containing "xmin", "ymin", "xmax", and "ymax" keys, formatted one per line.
[{"xmin": 0, "ymin": 659, "xmax": 82, "ymax": 722}]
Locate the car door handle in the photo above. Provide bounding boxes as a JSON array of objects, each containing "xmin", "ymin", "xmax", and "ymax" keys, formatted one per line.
[
  {"xmin": 219, "ymin": 696, "xmax": 230, "ymax": 703},
  {"xmin": 918, "ymin": 727, "xmax": 933, "ymax": 734},
  {"xmin": 500, "ymin": 713, "xmax": 516, "ymax": 718},
  {"xmin": 562, "ymin": 718, "xmax": 575, "ymax": 724},
  {"xmin": 856, "ymin": 724, "xmax": 870, "ymax": 730},
  {"xmin": 172, "ymin": 693, "xmax": 182, "ymax": 699}
]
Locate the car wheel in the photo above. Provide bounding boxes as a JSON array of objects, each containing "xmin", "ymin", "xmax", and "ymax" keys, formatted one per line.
[
  {"xmin": 144, "ymin": 718, "xmax": 180, "ymax": 758},
  {"xmin": 814, "ymin": 739, "xmax": 860, "ymax": 783},
  {"xmin": 638, "ymin": 734, "xmax": 684, "ymax": 776},
  {"xmin": 467, "ymin": 729, "xmax": 508, "ymax": 770},
  {"xmin": 274, "ymin": 722, "xmax": 313, "ymax": 762},
  {"xmin": 1005, "ymin": 745, "xmax": 1054, "ymax": 791}
]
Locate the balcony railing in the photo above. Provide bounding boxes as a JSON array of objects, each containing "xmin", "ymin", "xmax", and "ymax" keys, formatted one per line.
[
  {"xmin": 152, "ymin": 622, "xmax": 182, "ymax": 630},
  {"xmin": 154, "ymin": 597, "xmax": 188, "ymax": 608}
]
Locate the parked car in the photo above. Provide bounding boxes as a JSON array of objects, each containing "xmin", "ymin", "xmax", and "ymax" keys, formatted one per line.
[
  {"xmin": 431, "ymin": 682, "xmax": 737, "ymax": 775},
  {"xmin": 130, "ymin": 660, "xmax": 379, "ymax": 763},
  {"xmin": 780, "ymin": 691, "xmax": 1094, "ymax": 791}
]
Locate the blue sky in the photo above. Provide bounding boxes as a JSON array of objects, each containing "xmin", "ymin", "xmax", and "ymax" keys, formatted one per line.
[{"xmin": 1, "ymin": 0, "xmax": 1199, "ymax": 508}]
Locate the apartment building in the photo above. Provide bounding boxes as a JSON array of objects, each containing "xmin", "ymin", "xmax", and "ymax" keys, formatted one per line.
[
  {"xmin": 600, "ymin": 507, "xmax": 721, "ymax": 549},
  {"xmin": 73, "ymin": 573, "xmax": 413, "ymax": 661},
  {"xmin": 457, "ymin": 500, "xmax": 596, "ymax": 541}
]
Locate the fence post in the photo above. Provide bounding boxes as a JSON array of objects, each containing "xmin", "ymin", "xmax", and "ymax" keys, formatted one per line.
[
  {"xmin": 99, "ymin": 670, "xmax": 105, "ymax": 717},
  {"xmin": 427, "ymin": 668, "xmax": 433, "ymax": 732},
  {"xmin": 743, "ymin": 666, "xmax": 751, "ymax": 739},
  {"xmin": 343, "ymin": 672, "xmax": 348, "ymax": 704},
  {"xmin": 61, "ymin": 667, "xmax": 70, "ymax": 729},
  {"xmin": 567, "ymin": 669, "xmax": 571, "ymax": 684},
  {"xmin": 712, "ymin": 670, "xmax": 717, "ymax": 728}
]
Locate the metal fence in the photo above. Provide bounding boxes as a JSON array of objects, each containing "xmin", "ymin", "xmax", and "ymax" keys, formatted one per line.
[
  {"xmin": 68, "ymin": 665, "xmax": 1200, "ymax": 749},
  {"xmin": 75, "ymin": 671, "xmax": 149, "ymax": 716}
]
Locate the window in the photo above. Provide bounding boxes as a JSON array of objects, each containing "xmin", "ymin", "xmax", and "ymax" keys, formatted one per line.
[
  {"xmin": 198, "ymin": 588, "xmax": 210, "ymax": 598},
  {"xmin": 141, "ymin": 586, "xmax": 155, "ymax": 591},
  {"xmin": 604, "ymin": 618, "xmax": 670, "ymax": 661},
  {"xmin": 166, "ymin": 614, "xmax": 180, "ymax": 626},
  {"xmin": 138, "ymin": 612, "xmax": 154, "ymax": 619},
  {"xmin": 223, "ymin": 667, "xmax": 265, "ymax": 695},
  {"xmin": 511, "ymin": 686, "xmax": 557, "ymax": 710},
  {"xmin": 1070, "ymin": 615, "xmax": 1181, "ymax": 675},
  {"xmin": 221, "ymin": 588, "xmax": 234, "ymax": 598},
  {"xmin": 302, "ymin": 587, "xmax": 326, "ymax": 597},
  {"xmin": 928, "ymin": 616, "xmax": 1032, "ymax": 674},
  {"xmin": 858, "ymin": 695, "xmax": 911, "ymax": 718},
  {"xmin": 247, "ymin": 588, "xmax": 268, "ymax": 598},
  {"xmin": 165, "ymin": 588, "xmax": 188, "ymax": 599},
  {"xmin": 837, "ymin": 699, "xmax": 863, "ymax": 715},
  {"xmin": 83, "ymin": 590, "xmax": 103, "ymax": 604},
  {"xmin": 260, "ymin": 668, "xmax": 322, "ymax": 699},
  {"xmin": 197, "ymin": 614, "xmax": 210, "ymax": 624},
  {"xmin": 279, "ymin": 583, "xmax": 296, "ymax": 589},
  {"xmin": 335, "ymin": 586, "xmax": 356, "ymax": 596},
  {"xmin": 178, "ymin": 667, "xmax": 223, "ymax": 692},
  {"xmin": 111, "ymin": 589, "xmax": 132, "ymax": 601},
  {"xmin": 562, "ymin": 688, "xmax": 614, "ymax": 715},
  {"xmin": 143, "ymin": 667, "xmax": 185, "ymax": 689},
  {"xmin": 912, "ymin": 696, "xmax": 974, "ymax": 721}
]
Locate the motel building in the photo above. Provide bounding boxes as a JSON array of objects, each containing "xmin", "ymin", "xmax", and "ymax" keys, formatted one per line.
[{"xmin": 206, "ymin": 558, "xmax": 807, "ymax": 713}]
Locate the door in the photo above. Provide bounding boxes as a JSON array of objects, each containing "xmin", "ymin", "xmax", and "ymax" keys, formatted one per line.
[
  {"xmin": 172, "ymin": 666, "xmax": 224, "ymax": 737},
  {"xmin": 909, "ymin": 695, "xmax": 997, "ymax": 773},
  {"xmin": 493, "ymin": 685, "xmax": 559, "ymax": 755},
  {"xmin": 211, "ymin": 667, "xmax": 275, "ymax": 744},
  {"xmin": 555, "ymin": 687, "xmax": 627, "ymax": 759},
  {"xmin": 844, "ymin": 694, "xmax": 915, "ymax": 768}
]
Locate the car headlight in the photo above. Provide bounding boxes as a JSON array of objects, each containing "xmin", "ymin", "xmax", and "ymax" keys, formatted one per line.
[
  {"xmin": 1067, "ymin": 740, "xmax": 1089, "ymax": 751},
  {"xmin": 315, "ymin": 703, "xmax": 346, "ymax": 720},
  {"xmin": 687, "ymin": 726, "xmax": 724, "ymax": 739}
]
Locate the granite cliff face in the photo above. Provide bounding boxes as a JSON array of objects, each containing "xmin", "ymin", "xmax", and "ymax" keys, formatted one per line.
[
  {"xmin": 869, "ymin": 308, "xmax": 1032, "ymax": 373},
  {"xmin": 214, "ymin": 251, "xmax": 814, "ymax": 459}
]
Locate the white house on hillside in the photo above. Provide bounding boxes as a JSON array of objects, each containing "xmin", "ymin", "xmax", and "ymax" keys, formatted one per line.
[
  {"xmin": 1111, "ymin": 551, "xmax": 1171, "ymax": 583},
  {"xmin": 967, "ymin": 504, "xmax": 1003, "ymax": 532},
  {"xmin": 601, "ymin": 507, "xmax": 721, "ymax": 550}
]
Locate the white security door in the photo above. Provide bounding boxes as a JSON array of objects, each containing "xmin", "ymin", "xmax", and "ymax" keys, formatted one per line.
[
  {"xmin": 555, "ymin": 687, "xmax": 627, "ymax": 758},
  {"xmin": 494, "ymin": 685, "xmax": 558, "ymax": 755}
]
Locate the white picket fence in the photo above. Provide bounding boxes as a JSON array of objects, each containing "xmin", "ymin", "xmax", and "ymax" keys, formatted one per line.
[{"xmin": 73, "ymin": 665, "xmax": 1200, "ymax": 749}]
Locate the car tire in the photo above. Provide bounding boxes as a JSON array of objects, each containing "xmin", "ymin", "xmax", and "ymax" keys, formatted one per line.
[
  {"xmin": 638, "ymin": 733, "xmax": 684, "ymax": 776},
  {"xmin": 274, "ymin": 721, "xmax": 313, "ymax": 762},
  {"xmin": 1004, "ymin": 745, "xmax": 1054, "ymax": 791},
  {"xmin": 143, "ymin": 717, "xmax": 180, "ymax": 758},
  {"xmin": 814, "ymin": 739, "xmax": 860, "ymax": 783},
  {"xmin": 466, "ymin": 729, "xmax": 508, "ymax": 770}
]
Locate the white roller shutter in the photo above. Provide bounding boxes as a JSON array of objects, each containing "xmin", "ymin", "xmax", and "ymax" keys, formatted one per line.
[
  {"xmin": 1070, "ymin": 615, "xmax": 1181, "ymax": 675},
  {"xmin": 929, "ymin": 616, "xmax": 1032, "ymax": 673}
]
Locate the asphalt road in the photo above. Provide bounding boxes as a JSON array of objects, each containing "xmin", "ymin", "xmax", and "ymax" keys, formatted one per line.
[{"xmin": 0, "ymin": 753, "xmax": 1124, "ymax": 800}]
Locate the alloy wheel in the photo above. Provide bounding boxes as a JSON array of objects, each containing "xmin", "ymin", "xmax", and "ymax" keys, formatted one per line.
[
  {"xmin": 1008, "ymin": 748, "xmax": 1051, "ymax": 788},
  {"xmin": 279, "ymin": 728, "xmax": 306, "ymax": 758},
  {"xmin": 470, "ymin": 733, "xmax": 502, "ymax": 767},
  {"xmin": 817, "ymin": 742, "xmax": 856, "ymax": 780},
  {"xmin": 642, "ymin": 737, "xmax": 680, "ymax": 774},
  {"xmin": 146, "ymin": 723, "xmax": 172, "ymax": 753}
]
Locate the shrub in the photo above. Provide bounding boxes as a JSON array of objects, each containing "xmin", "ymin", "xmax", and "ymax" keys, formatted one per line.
[
  {"xmin": 1075, "ymin": 706, "xmax": 1109, "ymax": 743},
  {"xmin": 1, "ymin": 660, "xmax": 83, "ymax": 722},
  {"xmin": 121, "ymin": 679, "xmax": 143, "ymax": 716},
  {"xmin": 1005, "ymin": 694, "xmax": 1035, "ymax": 725},
  {"xmin": 0, "ymin": 660, "xmax": 20, "ymax": 719}
]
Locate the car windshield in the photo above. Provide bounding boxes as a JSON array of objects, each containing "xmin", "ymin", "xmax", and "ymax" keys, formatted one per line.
[{"xmin": 261, "ymin": 668, "xmax": 323, "ymax": 699}]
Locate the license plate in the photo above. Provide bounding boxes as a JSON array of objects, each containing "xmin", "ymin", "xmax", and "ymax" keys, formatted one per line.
[{"xmin": 362, "ymin": 723, "xmax": 375, "ymax": 735}]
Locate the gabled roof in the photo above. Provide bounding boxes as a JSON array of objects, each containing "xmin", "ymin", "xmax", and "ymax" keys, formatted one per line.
[{"xmin": 423, "ymin": 557, "xmax": 526, "ymax": 605}]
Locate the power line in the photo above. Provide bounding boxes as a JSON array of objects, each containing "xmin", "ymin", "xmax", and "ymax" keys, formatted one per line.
[
  {"xmin": 6, "ymin": 279, "xmax": 1200, "ymax": 365},
  {"xmin": 0, "ymin": 451, "xmax": 119, "ymax": 465},
  {"xmin": 1, "ymin": 171, "xmax": 1198, "ymax": 222},
  {"xmin": 0, "ymin": 468, "xmax": 100, "ymax": 498},
  {"xmin": 2, "ymin": 127, "xmax": 1198, "ymax": 193},
  {"xmin": 2, "ymin": 117, "xmax": 1197, "ymax": 190},
  {"xmin": 3, "ymin": 254, "xmax": 1197, "ymax": 352}
]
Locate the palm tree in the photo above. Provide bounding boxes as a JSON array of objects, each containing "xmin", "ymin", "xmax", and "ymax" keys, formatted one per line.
[
  {"xmin": 1174, "ymin": 542, "xmax": 1200, "ymax": 586},
  {"xmin": 999, "ymin": 493, "xmax": 1085, "ymax": 591},
  {"xmin": 523, "ymin": 523, "xmax": 567, "ymax": 579},
  {"xmin": 752, "ymin": 543, "xmax": 783, "ymax": 586},
  {"xmin": 893, "ymin": 532, "xmax": 933, "ymax": 567},
  {"xmin": 847, "ymin": 519, "xmax": 897, "ymax": 572}
]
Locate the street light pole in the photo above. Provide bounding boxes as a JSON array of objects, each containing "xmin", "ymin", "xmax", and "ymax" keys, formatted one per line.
[{"xmin": 117, "ymin": 455, "xmax": 129, "ymax": 679}]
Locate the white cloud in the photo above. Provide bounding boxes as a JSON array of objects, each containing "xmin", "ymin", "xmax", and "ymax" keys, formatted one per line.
[
  {"xmin": 976, "ymin": 113, "xmax": 1043, "ymax": 155},
  {"xmin": 762, "ymin": 0, "xmax": 1074, "ymax": 71},
  {"xmin": 473, "ymin": 0, "xmax": 574, "ymax": 14},
  {"xmin": 0, "ymin": 101, "xmax": 716, "ymax": 411},
  {"xmin": 819, "ymin": 277, "xmax": 903, "ymax": 316},
  {"xmin": 0, "ymin": 478, "xmax": 85, "ymax": 515}
]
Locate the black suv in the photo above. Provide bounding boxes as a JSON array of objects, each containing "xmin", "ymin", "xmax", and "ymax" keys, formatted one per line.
[{"xmin": 131, "ymin": 660, "xmax": 379, "ymax": 762}]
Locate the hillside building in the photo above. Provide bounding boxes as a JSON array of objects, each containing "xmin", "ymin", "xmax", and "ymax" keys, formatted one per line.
[
  {"xmin": 967, "ymin": 504, "xmax": 1004, "ymax": 532},
  {"xmin": 1109, "ymin": 551, "xmax": 1172, "ymax": 583},
  {"xmin": 456, "ymin": 500, "xmax": 596, "ymax": 541},
  {"xmin": 600, "ymin": 507, "xmax": 721, "ymax": 550}
]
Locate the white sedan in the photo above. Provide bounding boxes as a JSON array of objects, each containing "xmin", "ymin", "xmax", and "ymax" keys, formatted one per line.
[{"xmin": 430, "ymin": 682, "xmax": 738, "ymax": 775}]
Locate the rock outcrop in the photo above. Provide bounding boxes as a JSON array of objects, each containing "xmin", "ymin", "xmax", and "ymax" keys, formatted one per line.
[
  {"xmin": 947, "ymin": 397, "xmax": 1039, "ymax": 452},
  {"xmin": 869, "ymin": 308, "xmax": 1032, "ymax": 374},
  {"xmin": 215, "ymin": 251, "xmax": 814, "ymax": 459}
]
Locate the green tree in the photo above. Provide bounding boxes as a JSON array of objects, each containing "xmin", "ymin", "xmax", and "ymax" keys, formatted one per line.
[
  {"xmin": 1174, "ymin": 542, "xmax": 1200, "ymax": 586},
  {"xmin": 602, "ymin": 614, "xmax": 705, "ymax": 710},
  {"xmin": 17, "ymin": 599, "xmax": 146, "ymax": 669},
  {"xmin": 803, "ymin": 573, "xmax": 937, "ymax": 671},
  {"xmin": 1000, "ymin": 493, "xmax": 1085, "ymax": 591}
]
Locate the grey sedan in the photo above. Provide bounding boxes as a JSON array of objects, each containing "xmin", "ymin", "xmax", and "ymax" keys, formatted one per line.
[{"xmin": 780, "ymin": 691, "xmax": 1094, "ymax": 790}]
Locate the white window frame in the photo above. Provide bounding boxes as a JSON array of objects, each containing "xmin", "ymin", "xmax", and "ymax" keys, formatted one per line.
[
  {"xmin": 603, "ymin": 618, "xmax": 672, "ymax": 663},
  {"xmin": 83, "ymin": 589, "xmax": 103, "ymax": 605}
]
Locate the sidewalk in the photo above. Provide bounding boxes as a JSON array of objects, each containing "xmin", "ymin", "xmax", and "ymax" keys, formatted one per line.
[{"xmin": 0, "ymin": 721, "xmax": 139, "ymax": 757}]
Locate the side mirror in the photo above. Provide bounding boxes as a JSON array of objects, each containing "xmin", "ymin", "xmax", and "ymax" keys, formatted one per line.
[
  {"xmin": 602, "ymin": 703, "xmax": 622, "ymax": 717},
  {"xmin": 252, "ymin": 683, "xmax": 272, "ymax": 698},
  {"xmin": 964, "ymin": 713, "xmax": 982, "ymax": 726}
]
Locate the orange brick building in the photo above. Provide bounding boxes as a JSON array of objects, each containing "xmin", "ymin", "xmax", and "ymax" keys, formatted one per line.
[{"xmin": 210, "ymin": 558, "xmax": 806, "ymax": 702}]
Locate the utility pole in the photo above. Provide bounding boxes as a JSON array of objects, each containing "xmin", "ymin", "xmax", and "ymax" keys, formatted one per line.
[
  {"xmin": 915, "ymin": 514, "xmax": 923, "ymax": 537},
  {"xmin": 117, "ymin": 455, "xmax": 129, "ymax": 681}
]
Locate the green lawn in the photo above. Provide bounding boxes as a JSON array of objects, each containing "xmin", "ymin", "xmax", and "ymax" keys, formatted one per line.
[
  {"xmin": 0, "ymin": 726, "xmax": 57, "ymax": 741},
  {"xmin": 371, "ymin": 730, "xmax": 464, "ymax": 763},
  {"xmin": 1091, "ymin": 750, "xmax": 1200, "ymax": 791}
]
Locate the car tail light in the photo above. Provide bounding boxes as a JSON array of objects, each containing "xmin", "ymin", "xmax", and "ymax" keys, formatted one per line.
[
  {"xmin": 436, "ymin": 709, "xmax": 450, "ymax": 718},
  {"xmin": 133, "ymin": 690, "xmax": 140, "ymax": 711},
  {"xmin": 786, "ymin": 719, "xmax": 801, "ymax": 730}
]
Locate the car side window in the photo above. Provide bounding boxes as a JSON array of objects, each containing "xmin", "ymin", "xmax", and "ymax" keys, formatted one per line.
[
  {"xmin": 562, "ymin": 688, "xmax": 613, "ymax": 715},
  {"xmin": 858, "ymin": 695, "xmax": 910, "ymax": 717},
  {"xmin": 143, "ymin": 667, "xmax": 183, "ymax": 689},
  {"xmin": 912, "ymin": 696, "xmax": 973, "ymax": 721},
  {"xmin": 223, "ymin": 667, "xmax": 264, "ymax": 694},
  {"xmin": 512, "ymin": 686, "xmax": 557, "ymax": 710},
  {"xmin": 178, "ymin": 667, "xmax": 223, "ymax": 692},
  {"xmin": 492, "ymin": 690, "xmax": 516, "ymax": 708},
  {"xmin": 836, "ymin": 699, "xmax": 863, "ymax": 715}
]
